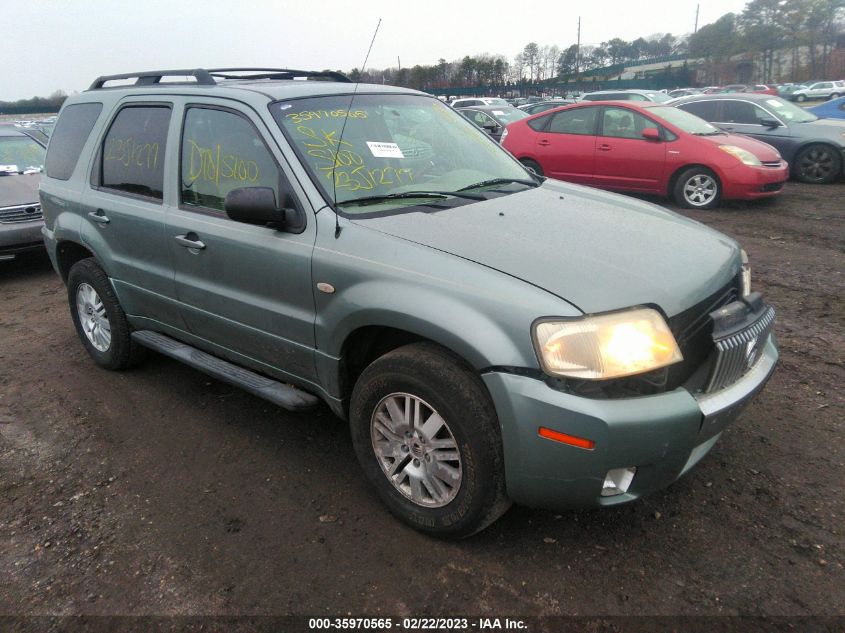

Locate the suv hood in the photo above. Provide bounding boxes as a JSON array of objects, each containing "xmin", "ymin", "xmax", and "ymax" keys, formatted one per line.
[
  {"xmin": 352, "ymin": 181, "xmax": 739, "ymax": 317},
  {"xmin": 0, "ymin": 172, "xmax": 41, "ymax": 207}
]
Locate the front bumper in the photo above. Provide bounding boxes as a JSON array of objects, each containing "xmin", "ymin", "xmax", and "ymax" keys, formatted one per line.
[
  {"xmin": 0, "ymin": 219, "xmax": 44, "ymax": 258},
  {"xmin": 720, "ymin": 163, "xmax": 789, "ymax": 201},
  {"xmin": 482, "ymin": 333, "xmax": 778, "ymax": 510}
]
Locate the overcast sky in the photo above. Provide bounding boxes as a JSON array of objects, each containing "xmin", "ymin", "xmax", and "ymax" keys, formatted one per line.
[{"xmin": 4, "ymin": 0, "xmax": 750, "ymax": 101}]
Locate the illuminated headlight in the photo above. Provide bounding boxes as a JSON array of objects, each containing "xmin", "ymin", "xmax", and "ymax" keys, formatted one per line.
[
  {"xmin": 718, "ymin": 145, "xmax": 762, "ymax": 166},
  {"xmin": 533, "ymin": 308, "xmax": 683, "ymax": 380},
  {"xmin": 740, "ymin": 249, "xmax": 751, "ymax": 297}
]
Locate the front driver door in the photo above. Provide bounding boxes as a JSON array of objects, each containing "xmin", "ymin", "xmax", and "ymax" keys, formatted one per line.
[
  {"xmin": 591, "ymin": 106, "xmax": 666, "ymax": 192},
  {"xmin": 166, "ymin": 101, "xmax": 319, "ymax": 387}
]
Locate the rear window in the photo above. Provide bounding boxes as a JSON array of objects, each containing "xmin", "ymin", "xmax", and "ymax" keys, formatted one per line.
[
  {"xmin": 45, "ymin": 103, "xmax": 103, "ymax": 180},
  {"xmin": 100, "ymin": 106, "xmax": 171, "ymax": 201}
]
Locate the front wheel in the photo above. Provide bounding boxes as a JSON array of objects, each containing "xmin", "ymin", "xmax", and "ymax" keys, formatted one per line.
[
  {"xmin": 67, "ymin": 258, "xmax": 145, "ymax": 370},
  {"xmin": 673, "ymin": 167, "xmax": 721, "ymax": 209},
  {"xmin": 829, "ymin": 93, "xmax": 840, "ymax": 100},
  {"xmin": 793, "ymin": 144, "xmax": 842, "ymax": 184},
  {"xmin": 796, "ymin": 94, "xmax": 807, "ymax": 102},
  {"xmin": 349, "ymin": 343, "xmax": 510, "ymax": 538}
]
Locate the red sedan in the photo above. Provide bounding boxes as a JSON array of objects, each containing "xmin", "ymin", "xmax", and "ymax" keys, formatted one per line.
[{"xmin": 501, "ymin": 102, "xmax": 789, "ymax": 209}]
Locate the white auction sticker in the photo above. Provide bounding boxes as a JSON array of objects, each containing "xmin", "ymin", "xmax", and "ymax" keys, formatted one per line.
[
  {"xmin": 492, "ymin": 110, "xmax": 506, "ymax": 115},
  {"xmin": 366, "ymin": 142, "xmax": 405, "ymax": 158}
]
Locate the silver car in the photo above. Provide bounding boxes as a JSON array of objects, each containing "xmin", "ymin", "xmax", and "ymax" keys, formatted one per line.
[{"xmin": 0, "ymin": 125, "xmax": 46, "ymax": 260}]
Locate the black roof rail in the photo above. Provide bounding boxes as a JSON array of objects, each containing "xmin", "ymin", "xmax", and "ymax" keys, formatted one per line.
[
  {"xmin": 89, "ymin": 69, "xmax": 215, "ymax": 90},
  {"xmin": 207, "ymin": 68, "xmax": 351, "ymax": 83}
]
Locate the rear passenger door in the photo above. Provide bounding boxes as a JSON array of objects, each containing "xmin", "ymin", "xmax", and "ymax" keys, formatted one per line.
[
  {"xmin": 532, "ymin": 106, "xmax": 598, "ymax": 183},
  {"xmin": 165, "ymin": 101, "xmax": 319, "ymax": 385},
  {"xmin": 82, "ymin": 102, "xmax": 182, "ymax": 327}
]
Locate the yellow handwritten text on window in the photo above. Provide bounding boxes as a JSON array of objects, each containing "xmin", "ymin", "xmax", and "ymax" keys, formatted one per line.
[{"xmin": 185, "ymin": 140, "xmax": 260, "ymax": 187}]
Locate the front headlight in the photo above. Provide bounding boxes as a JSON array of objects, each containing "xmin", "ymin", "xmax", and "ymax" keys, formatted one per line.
[
  {"xmin": 740, "ymin": 248, "xmax": 751, "ymax": 296},
  {"xmin": 533, "ymin": 308, "xmax": 683, "ymax": 380},
  {"xmin": 719, "ymin": 145, "xmax": 762, "ymax": 166}
]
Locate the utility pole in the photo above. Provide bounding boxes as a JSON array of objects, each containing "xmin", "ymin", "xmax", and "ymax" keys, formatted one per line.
[
  {"xmin": 694, "ymin": 4, "xmax": 700, "ymax": 33},
  {"xmin": 575, "ymin": 16, "xmax": 581, "ymax": 88},
  {"xmin": 397, "ymin": 57, "xmax": 401, "ymax": 72}
]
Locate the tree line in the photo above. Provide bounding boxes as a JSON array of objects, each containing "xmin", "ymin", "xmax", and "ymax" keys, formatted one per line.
[{"xmin": 348, "ymin": 0, "xmax": 843, "ymax": 91}]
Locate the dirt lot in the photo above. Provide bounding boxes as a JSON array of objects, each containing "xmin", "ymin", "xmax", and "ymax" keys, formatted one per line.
[{"xmin": 1, "ymin": 182, "xmax": 843, "ymax": 624}]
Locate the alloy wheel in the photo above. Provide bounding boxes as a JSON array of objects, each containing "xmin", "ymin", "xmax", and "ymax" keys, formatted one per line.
[
  {"xmin": 75, "ymin": 283, "xmax": 112, "ymax": 352},
  {"xmin": 682, "ymin": 174, "xmax": 718, "ymax": 207},
  {"xmin": 370, "ymin": 392, "xmax": 462, "ymax": 508},
  {"xmin": 798, "ymin": 148, "xmax": 835, "ymax": 182}
]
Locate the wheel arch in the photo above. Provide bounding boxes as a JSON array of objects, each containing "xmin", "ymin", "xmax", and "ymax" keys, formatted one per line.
[{"xmin": 56, "ymin": 240, "xmax": 97, "ymax": 283}]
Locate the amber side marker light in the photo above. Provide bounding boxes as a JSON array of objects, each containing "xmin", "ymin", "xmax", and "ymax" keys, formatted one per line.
[{"xmin": 538, "ymin": 426, "xmax": 596, "ymax": 450}]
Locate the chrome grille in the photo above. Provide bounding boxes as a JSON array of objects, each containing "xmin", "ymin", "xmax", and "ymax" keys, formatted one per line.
[
  {"xmin": 705, "ymin": 306, "xmax": 775, "ymax": 393},
  {"xmin": 0, "ymin": 204, "xmax": 42, "ymax": 224}
]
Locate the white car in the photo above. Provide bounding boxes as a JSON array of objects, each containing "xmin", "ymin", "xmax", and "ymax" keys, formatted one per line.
[
  {"xmin": 449, "ymin": 97, "xmax": 510, "ymax": 108},
  {"xmin": 791, "ymin": 81, "xmax": 844, "ymax": 102}
]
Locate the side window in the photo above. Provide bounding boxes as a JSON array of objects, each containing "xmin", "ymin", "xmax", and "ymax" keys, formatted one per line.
[
  {"xmin": 180, "ymin": 106, "xmax": 282, "ymax": 213},
  {"xmin": 679, "ymin": 100, "xmax": 718, "ymax": 122},
  {"xmin": 527, "ymin": 113, "xmax": 552, "ymax": 131},
  {"xmin": 548, "ymin": 108, "xmax": 598, "ymax": 135},
  {"xmin": 628, "ymin": 94, "xmax": 647, "ymax": 101},
  {"xmin": 722, "ymin": 101, "xmax": 758, "ymax": 124},
  {"xmin": 600, "ymin": 107, "xmax": 654, "ymax": 139},
  {"xmin": 45, "ymin": 103, "xmax": 103, "ymax": 181},
  {"xmin": 469, "ymin": 111, "xmax": 495, "ymax": 127},
  {"xmin": 101, "ymin": 106, "xmax": 170, "ymax": 200}
]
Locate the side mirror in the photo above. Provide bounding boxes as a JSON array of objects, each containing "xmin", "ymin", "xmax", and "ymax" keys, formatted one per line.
[
  {"xmin": 759, "ymin": 118, "xmax": 780, "ymax": 128},
  {"xmin": 225, "ymin": 187, "xmax": 293, "ymax": 229},
  {"xmin": 641, "ymin": 127, "xmax": 661, "ymax": 141},
  {"xmin": 483, "ymin": 121, "xmax": 500, "ymax": 133}
]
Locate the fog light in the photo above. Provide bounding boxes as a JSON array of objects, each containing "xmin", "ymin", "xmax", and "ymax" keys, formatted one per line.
[{"xmin": 601, "ymin": 467, "xmax": 637, "ymax": 497}]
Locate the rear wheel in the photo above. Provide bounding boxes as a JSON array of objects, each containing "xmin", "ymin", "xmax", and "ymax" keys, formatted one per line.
[
  {"xmin": 793, "ymin": 144, "xmax": 842, "ymax": 184},
  {"xmin": 520, "ymin": 158, "xmax": 544, "ymax": 177},
  {"xmin": 673, "ymin": 167, "xmax": 721, "ymax": 209},
  {"xmin": 830, "ymin": 93, "xmax": 840, "ymax": 99},
  {"xmin": 796, "ymin": 94, "xmax": 807, "ymax": 102},
  {"xmin": 349, "ymin": 343, "xmax": 510, "ymax": 538},
  {"xmin": 67, "ymin": 258, "xmax": 145, "ymax": 370}
]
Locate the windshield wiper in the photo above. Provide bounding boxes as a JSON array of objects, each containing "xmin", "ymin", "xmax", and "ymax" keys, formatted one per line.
[
  {"xmin": 338, "ymin": 190, "xmax": 484, "ymax": 207},
  {"xmin": 457, "ymin": 177, "xmax": 538, "ymax": 191}
]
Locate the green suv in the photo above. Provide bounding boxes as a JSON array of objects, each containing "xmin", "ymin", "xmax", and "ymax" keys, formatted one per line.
[{"xmin": 40, "ymin": 68, "xmax": 778, "ymax": 537}]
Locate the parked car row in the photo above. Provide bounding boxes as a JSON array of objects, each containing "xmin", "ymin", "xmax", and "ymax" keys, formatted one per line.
[{"xmin": 0, "ymin": 124, "xmax": 47, "ymax": 260}]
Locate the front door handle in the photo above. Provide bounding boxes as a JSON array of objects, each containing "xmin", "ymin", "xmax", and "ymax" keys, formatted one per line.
[
  {"xmin": 538, "ymin": 139, "xmax": 551, "ymax": 146},
  {"xmin": 598, "ymin": 144, "xmax": 612, "ymax": 151},
  {"xmin": 88, "ymin": 210, "xmax": 110, "ymax": 224},
  {"xmin": 174, "ymin": 233, "xmax": 206, "ymax": 250}
]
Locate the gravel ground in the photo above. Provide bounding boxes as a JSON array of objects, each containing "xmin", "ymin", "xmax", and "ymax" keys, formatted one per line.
[{"xmin": 0, "ymin": 182, "xmax": 842, "ymax": 625}]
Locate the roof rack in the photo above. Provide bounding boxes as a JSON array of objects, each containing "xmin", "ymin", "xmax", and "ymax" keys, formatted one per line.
[
  {"xmin": 207, "ymin": 68, "xmax": 351, "ymax": 83},
  {"xmin": 88, "ymin": 67, "xmax": 350, "ymax": 90}
]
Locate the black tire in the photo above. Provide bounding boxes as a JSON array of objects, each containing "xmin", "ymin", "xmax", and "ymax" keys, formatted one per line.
[
  {"xmin": 793, "ymin": 144, "xmax": 842, "ymax": 184},
  {"xmin": 830, "ymin": 93, "xmax": 840, "ymax": 100},
  {"xmin": 67, "ymin": 258, "xmax": 145, "ymax": 370},
  {"xmin": 796, "ymin": 94, "xmax": 806, "ymax": 102},
  {"xmin": 350, "ymin": 342, "xmax": 510, "ymax": 538},
  {"xmin": 520, "ymin": 158, "xmax": 544, "ymax": 177},
  {"xmin": 672, "ymin": 166, "xmax": 721, "ymax": 209}
]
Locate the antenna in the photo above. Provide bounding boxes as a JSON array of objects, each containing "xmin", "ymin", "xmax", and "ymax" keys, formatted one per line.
[{"xmin": 332, "ymin": 18, "xmax": 382, "ymax": 238}]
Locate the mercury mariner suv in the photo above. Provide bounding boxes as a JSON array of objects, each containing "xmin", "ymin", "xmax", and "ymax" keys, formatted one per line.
[{"xmin": 40, "ymin": 68, "xmax": 778, "ymax": 537}]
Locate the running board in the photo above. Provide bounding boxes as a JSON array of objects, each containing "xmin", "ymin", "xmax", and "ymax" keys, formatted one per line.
[{"xmin": 131, "ymin": 330, "xmax": 320, "ymax": 412}]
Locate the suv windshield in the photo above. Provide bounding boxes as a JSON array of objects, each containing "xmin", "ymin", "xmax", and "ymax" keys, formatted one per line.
[
  {"xmin": 272, "ymin": 94, "xmax": 534, "ymax": 213},
  {"xmin": 0, "ymin": 136, "xmax": 46, "ymax": 173},
  {"xmin": 649, "ymin": 106, "xmax": 721, "ymax": 134}
]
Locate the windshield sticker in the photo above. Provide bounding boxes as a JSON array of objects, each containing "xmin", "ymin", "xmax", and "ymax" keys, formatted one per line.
[
  {"xmin": 278, "ymin": 104, "xmax": 292, "ymax": 110},
  {"xmin": 366, "ymin": 142, "xmax": 405, "ymax": 159},
  {"xmin": 492, "ymin": 110, "xmax": 506, "ymax": 115},
  {"xmin": 766, "ymin": 99, "xmax": 784, "ymax": 108}
]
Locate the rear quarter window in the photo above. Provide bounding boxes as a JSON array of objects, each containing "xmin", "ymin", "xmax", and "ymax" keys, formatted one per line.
[{"xmin": 45, "ymin": 103, "xmax": 103, "ymax": 180}]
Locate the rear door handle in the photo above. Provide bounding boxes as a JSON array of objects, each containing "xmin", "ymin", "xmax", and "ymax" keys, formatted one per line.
[
  {"xmin": 538, "ymin": 139, "xmax": 551, "ymax": 146},
  {"xmin": 88, "ymin": 210, "xmax": 110, "ymax": 224},
  {"xmin": 598, "ymin": 144, "xmax": 612, "ymax": 151},
  {"xmin": 174, "ymin": 233, "xmax": 206, "ymax": 250}
]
